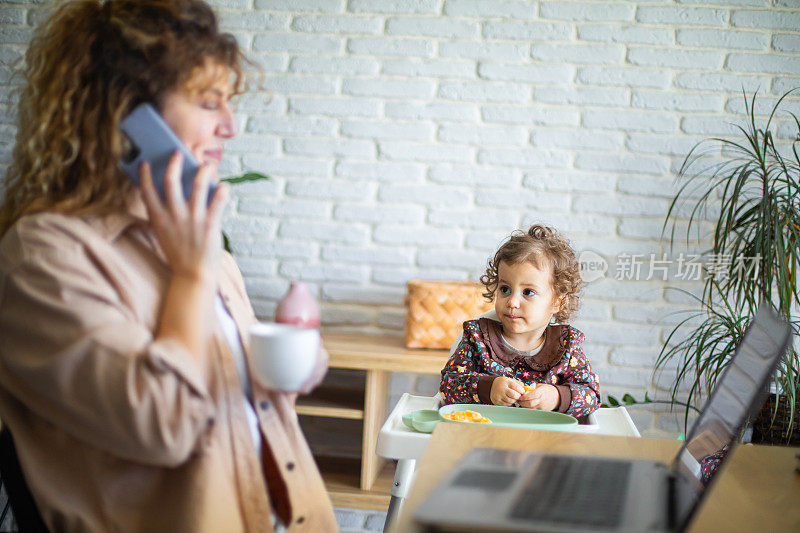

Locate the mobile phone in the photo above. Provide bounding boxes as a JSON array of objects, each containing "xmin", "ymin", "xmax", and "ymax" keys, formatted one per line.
[{"xmin": 119, "ymin": 103, "xmax": 217, "ymax": 205}]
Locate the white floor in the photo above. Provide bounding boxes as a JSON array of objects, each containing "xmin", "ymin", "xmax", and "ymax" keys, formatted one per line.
[{"xmin": 335, "ymin": 507, "xmax": 388, "ymax": 532}]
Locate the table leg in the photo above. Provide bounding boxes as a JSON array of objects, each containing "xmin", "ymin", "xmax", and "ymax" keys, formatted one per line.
[
  {"xmin": 360, "ymin": 369, "xmax": 389, "ymax": 490},
  {"xmin": 383, "ymin": 458, "xmax": 416, "ymax": 532}
]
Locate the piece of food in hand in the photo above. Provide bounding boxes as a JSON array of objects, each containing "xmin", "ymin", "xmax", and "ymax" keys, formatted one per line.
[
  {"xmin": 523, "ymin": 384, "xmax": 537, "ymax": 392},
  {"xmin": 443, "ymin": 409, "xmax": 492, "ymax": 424}
]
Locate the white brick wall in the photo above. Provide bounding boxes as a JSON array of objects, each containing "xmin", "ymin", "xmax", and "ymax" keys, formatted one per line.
[{"xmin": 2, "ymin": 0, "xmax": 799, "ymax": 439}]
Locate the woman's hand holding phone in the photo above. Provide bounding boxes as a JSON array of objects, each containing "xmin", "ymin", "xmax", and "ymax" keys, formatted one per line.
[
  {"xmin": 140, "ymin": 151, "xmax": 230, "ymax": 360},
  {"xmin": 139, "ymin": 151, "xmax": 229, "ymax": 285}
]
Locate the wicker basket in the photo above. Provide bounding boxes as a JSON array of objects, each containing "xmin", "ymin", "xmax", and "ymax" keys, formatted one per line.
[
  {"xmin": 750, "ymin": 393, "xmax": 800, "ymax": 446},
  {"xmin": 404, "ymin": 280, "xmax": 493, "ymax": 349}
]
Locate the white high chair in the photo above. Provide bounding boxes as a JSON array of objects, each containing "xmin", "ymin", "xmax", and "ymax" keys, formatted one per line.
[
  {"xmin": 382, "ymin": 310, "xmax": 498, "ymax": 529},
  {"xmin": 379, "ymin": 308, "xmax": 640, "ymax": 531}
]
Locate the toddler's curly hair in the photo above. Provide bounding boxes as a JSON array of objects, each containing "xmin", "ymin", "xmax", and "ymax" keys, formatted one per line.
[{"xmin": 480, "ymin": 224, "xmax": 582, "ymax": 323}]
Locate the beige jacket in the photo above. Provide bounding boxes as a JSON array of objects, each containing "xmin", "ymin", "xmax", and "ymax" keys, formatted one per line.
[{"xmin": 0, "ymin": 203, "xmax": 337, "ymax": 532}]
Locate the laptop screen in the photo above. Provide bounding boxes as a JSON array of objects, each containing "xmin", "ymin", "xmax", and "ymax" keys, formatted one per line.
[{"xmin": 670, "ymin": 304, "xmax": 792, "ymax": 530}]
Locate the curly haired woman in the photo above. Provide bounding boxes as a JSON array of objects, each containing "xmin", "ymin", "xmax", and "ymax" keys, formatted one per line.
[
  {"xmin": 439, "ymin": 225, "xmax": 601, "ymax": 418},
  {"xmin": 0, "ymin": 1, "xmax": 336, "ymax": 531}
]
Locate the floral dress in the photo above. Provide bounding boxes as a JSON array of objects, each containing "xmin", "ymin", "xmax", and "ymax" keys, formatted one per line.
[{"xmin": 440, "ymin": 318, "xmax": 601, "ymax": 418}]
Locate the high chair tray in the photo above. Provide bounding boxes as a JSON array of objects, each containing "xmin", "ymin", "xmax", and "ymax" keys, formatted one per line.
[
  {"xmin": 404, "ymin": 404, "xmax": 578, "ymax": 433},
  {"xmin": 377, "ymin": 393, "xmax": 640, "ymax": 462}
]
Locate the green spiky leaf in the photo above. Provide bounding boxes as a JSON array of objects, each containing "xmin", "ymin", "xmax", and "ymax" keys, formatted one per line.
[{"xmin": 221, "ymin": 171, "xmax": 271, "ymax": 184}]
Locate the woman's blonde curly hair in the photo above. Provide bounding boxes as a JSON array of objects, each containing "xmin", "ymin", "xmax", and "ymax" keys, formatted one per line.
[
  {"xmin": 480, "ymin": 224, "xmax": 583, "ymax": 323},
  {"xmin": 0, "ymin": 0, "xmax": 249, "ymax": 237}
]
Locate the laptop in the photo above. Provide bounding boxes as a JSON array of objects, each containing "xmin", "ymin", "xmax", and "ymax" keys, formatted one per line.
[{"xmin": 414, "ymin": 303, "xmax": 794, "ymax": 533}]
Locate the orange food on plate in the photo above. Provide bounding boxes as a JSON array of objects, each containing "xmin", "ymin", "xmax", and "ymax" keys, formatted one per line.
[{"xmin": 442, "ymin": 409, "xmax": 492, "ymax": 424}]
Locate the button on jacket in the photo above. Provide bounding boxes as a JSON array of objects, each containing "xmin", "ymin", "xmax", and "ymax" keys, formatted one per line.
[{"xmin": 0, "ymin": 200, "xmax": 337, "ymax": 532}]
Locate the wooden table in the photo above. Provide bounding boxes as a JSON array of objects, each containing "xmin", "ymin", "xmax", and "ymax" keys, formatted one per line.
[
  {"xmin": 392, "ymin": 423, "xmax": 800, "ymax": 532},
  {"xmin": 300, "ymin": 332, "xmax": 450, "ymax": 503}
]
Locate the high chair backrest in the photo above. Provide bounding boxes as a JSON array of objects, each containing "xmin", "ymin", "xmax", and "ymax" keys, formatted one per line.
[{"xmin": 447, "ymin": 309, "xmax": 499, "ymax": 358}]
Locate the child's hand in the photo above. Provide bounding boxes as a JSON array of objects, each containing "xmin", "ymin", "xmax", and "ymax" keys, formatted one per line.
[
  {"xmin": 490, "ymin": 377, "xmax": 525, "ymax": 406},
  {"xmin": 518, "ymin": 383, "xmax": 560, "ymax": 412}
]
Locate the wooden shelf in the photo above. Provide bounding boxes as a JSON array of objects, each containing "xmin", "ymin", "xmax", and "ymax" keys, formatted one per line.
[
  {"xmin": 296, "ymin": 385, "xmax": 365, "ymax": 420},
  {"xmin": 322, "ymin": 332, "xmax": 450, "ymax": 374},
  {"xmin": 315, "ymin": 455, "xmax": 394, "ymax": 510},
  {"xmin": 295, "ymin": 403, "xmax": 363, "ymax": 419},
  {"xmin": 305, "ymin": 440, "xmax": 362, "ymax": 460},
  {"xmin": 294, "ymin": 333, "xmax": 451, "ymax": 507}
]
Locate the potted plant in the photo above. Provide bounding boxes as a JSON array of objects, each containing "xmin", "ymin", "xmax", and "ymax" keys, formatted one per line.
[
  {"xmin": 220, "ymin": 171, "xmax": 269, "ymax": 252},
  {"xmin": 657, "ymin": 89, "xmax": 800, "ymax": 445}
]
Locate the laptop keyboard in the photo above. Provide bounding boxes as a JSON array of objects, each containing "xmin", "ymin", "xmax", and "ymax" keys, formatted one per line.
[
  {"xmin": 453, "ymin": 469, "xmax": 517, "ymax": 490},
  {"xmin": 509, "ymin": 456, "xmax": 632, "ymax": 528}
]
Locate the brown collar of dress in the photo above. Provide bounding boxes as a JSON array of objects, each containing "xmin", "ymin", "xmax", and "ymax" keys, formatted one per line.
[{"xmin": 478, "ymin": 317, "xmax": 570, "ymax": 372}]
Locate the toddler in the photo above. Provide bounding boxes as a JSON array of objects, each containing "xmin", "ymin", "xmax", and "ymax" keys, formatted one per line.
[{"xmin": 439, "ymin": 224, "xmax": 600, "ymax": 418}]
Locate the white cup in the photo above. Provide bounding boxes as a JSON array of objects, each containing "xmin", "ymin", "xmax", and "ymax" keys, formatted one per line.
[{"xmin": 249, "ymin": 322, "xmax": 321, "ymax": 391}]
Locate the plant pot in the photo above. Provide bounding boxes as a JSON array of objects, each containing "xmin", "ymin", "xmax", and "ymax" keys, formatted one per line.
[{"xmin": 750, "ymin": 393, "xmax": 800, "ymax": 446}]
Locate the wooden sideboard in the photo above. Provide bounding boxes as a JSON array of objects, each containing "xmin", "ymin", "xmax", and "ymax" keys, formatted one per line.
[{"xmin": 296, "ymin": 332, "xmax": 451, "ymax": 508}]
